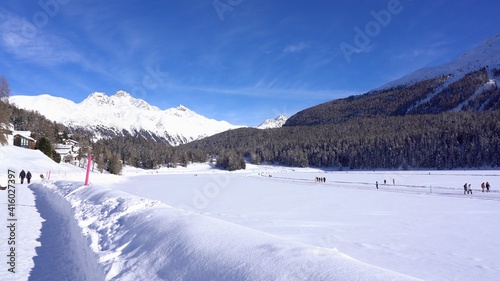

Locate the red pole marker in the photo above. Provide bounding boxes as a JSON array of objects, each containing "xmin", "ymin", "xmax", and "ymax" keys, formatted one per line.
[{"xmin": 84, "ymin": 155, "xmax": 92, "ymax": 186}]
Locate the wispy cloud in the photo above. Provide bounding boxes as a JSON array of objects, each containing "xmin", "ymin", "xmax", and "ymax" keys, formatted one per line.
[
  {"xmin": 283, "ymin": 42, "xmax": 309, "ymax": 54},
  {"xmin": 0, "ymin": 10, "xmax": 82, "ymax": 66},
  {"xmin": 159, "ymin": 79, "xmax": 357, "ymax": 101},
  {"xmin": 391, "ymin": 37, "xmax": 455, "ymax": 62}
]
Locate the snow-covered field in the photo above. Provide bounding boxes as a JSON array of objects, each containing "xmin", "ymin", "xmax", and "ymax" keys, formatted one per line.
[{"xmin": 1, "ymin": 145, "xmax": 499, "ymax": 280}]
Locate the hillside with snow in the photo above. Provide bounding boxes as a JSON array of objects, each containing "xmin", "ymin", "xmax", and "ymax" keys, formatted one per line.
[
  {"xmin": 9, "ymin": 91, "xmax": 242, "ymax": 146},
  {"xmin": 285, "ymin": 34, "xmax": 500, "ymax": 127},
  {"xmin": 378, "ymin": 34, "xmax": 500, "ymax": 90}
]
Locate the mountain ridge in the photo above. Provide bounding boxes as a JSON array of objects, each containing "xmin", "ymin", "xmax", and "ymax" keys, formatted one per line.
[{"xmin": 9, "ymin": 91, "xmax": 243, "ymax": 146}]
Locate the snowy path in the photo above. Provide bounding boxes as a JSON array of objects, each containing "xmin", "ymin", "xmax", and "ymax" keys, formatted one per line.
[
  {"xmin": 28, "ymin": 183, "xmax": 105, "ymax": 281},
  {"xmin": 0, "ymin": 185, "xmax": 42, "ymax": 281}
]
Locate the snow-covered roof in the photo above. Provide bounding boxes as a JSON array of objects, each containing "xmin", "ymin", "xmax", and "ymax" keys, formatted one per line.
[
  {"xmin": 12, "ymin": 130, "xmax": 32, "ymax": 137},
  {"xmin": 13, "ymin": 131, "xmax": 35, "ymax": 141},
  {"xmin": 54, "ymin": 148, "xmax": 72, "ymax": 155}
]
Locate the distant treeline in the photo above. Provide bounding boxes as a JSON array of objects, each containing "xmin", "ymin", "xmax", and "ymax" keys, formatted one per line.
[
  {"xmin": 92, "ymin": 135, "xmax": 201, "ymax": 171},
  {"xmin": 9, "ymin": 102, "xmax": 500, "ymax": 172}
]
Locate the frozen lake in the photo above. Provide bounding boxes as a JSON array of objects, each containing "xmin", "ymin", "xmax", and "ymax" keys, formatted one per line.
[{"xmin": 115, "ymin": 165, "xmax": 500, "ymax": 281}]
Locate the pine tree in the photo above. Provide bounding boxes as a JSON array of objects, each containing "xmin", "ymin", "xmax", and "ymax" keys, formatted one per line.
[
  {"xmin": 35, "ymin": 137, "xmax": 54, "ymax": 159},
  {"xmin": 108, "ymin": 155, "xmax": 123, "ymax": 175}
]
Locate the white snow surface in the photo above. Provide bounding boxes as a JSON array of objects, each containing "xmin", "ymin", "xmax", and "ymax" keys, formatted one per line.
[
  {"xmin": 1, "ymin": 145, "xmax": 500, "ymax": 280},
  {"xmin": 256, "ymin": 114, "xmax": 288, "ymax": 129},
  {"xmin": 9, "ymin": 91, "xmax": 243, "ymax": 146},
  {"xmin": 378, "ymin": 34, "xmax": 500, "ymax": 90}
]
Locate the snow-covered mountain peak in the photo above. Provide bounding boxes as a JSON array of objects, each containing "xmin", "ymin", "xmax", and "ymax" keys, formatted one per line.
[
  {"xmin": 83, "ymin": 92, "xmax": 115, "ymax": 107},
  {"xmin": 455, "ymin": 34, "xmax": 500, "ymax": 67},
  {"xmin": 113, "ymin": 90, "xmax": 132, "ymax": 98},
  {"xmin": 81, "ymin": 91, "xmax": 159, "ymax": 111},
  {"xmin": 110, "ymin": 91, "xmax": 160, "ymax": 111},
  {"xmin": 10, "ymin": 92, "xmax": 242, "ymax": 146},
  {"xmin": 257, "ymin": 114, "xmax": 288, "ymax": 129},
  {"xmin": 176, "ymin": 104, "xmax": 188, "ymax": 111}
]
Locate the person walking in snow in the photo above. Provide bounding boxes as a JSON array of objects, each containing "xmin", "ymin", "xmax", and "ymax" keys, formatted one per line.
[
  {"xmin": 376, "ymin": 181, "xmax": 379, "ymax": 189},
  {"xmin": 486, "ymin": 182, "xmax": 491, "ymax": 192},
  {"xmin": 467, "ymin": 184, "xmax": 473, "ymax": 195},
  {"xmin": 481, "ymin": 182, "xmax": 485, "ymax": 192},
  {"xmin": 464, "ymin": 183, "xmax": 468, "ymax": 195},
  {"xmin": 19, "ymin": 169, "xmax": 26, "ymax": 184},
  {"xmin": 26, "ymin": 171, "xmax": 32, "ymax": 184}
]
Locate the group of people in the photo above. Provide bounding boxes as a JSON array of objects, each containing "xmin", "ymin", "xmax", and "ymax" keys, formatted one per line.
[
  {"xmin": 481, "ymin": 182, "xmax": 491, "ymax": 193},
  {"xmin": 464, "ymin": 182, "xmax": 492, "ymax": 194},
  {"xmin": 376, "ymin": 179, "xmax": 395, "ymax": 189},
  {"xmin": 463, "ymin": 183, "xmax": 473, "ymax": 194},
  {"xmin": 19, "ymin": 169, "xmax": 32, "ymax": 184},
  {"xmin": 315, "ymin": 177, "xmax": 326, "ymax": 183}
]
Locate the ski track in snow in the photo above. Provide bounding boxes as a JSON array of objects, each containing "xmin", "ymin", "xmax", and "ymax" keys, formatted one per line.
[{"xmin": 257, "ymin": 172, "xmax": 500, "ymax": 201}]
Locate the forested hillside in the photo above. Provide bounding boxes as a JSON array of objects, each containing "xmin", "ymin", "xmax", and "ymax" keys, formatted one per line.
[
  {"xmin": 285, "ymin": 68, "xmax": 500, "ymax": 126},
  {"xmin": 10, "ymin": 106, "xmax": 66, "ymax": 145},
  {"xmin": 181, "ymin": 110, "xmax": 500, "ymax": 170}
]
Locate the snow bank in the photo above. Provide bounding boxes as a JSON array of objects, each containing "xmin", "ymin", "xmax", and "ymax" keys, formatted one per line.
[
  {"xmin": 29, "ymin": 182, "xmax": 105, "ymax": 281},
  {"xmin": 0, "ymin": 145, "xmax": 83, "ymax": 280},
  {"xmin": 33, "ymin": 180, "xmax": 420, "ymax": 281}
]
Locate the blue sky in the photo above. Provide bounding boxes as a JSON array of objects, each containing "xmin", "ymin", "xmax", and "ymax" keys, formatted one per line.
[{"xmin": 1, "ymin": 0, "xmax": 499, "ymax": 126}]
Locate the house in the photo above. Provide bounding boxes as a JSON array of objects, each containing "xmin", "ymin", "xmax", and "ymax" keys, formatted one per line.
[
  {"xmin": 11, "ymin": 131, "xmax": 36, "ymax": 149},
  {"xmin": 54, "ymin": 139, "xmax": 81, "ymax": 166},
  {"xmin": 64, "ymin": 139, "xmax": 79, "ymax": 147}
]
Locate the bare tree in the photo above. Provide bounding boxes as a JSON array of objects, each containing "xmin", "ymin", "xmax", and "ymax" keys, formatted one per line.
[
  {"xmin": 0, "ymin": 76, "xmax": 10, "ymax": 99},
  {"xmin": 0, "ymin": 76, "xmax": 12, "ymax": 145}
]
